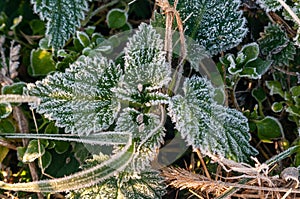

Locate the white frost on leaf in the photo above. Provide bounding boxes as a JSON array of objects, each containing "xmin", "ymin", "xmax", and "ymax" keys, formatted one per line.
[
  {"xmin": 27, "ymin": 55, "xmax": 121, "ymax": 135},
  {"xmin": 116, "ymin": 108, "xmax": 165, "ymax": 171},
  {"xmin": 175, "ymin": 0, "xmax": 247, "ymax": 55},
  {"xmin": 114, "ymin": 23, "xmax": 171, "ymax": 104},
  {"xmin": 168, "ymin": 76, "xmax": 258, "ymax": 162},
  {"xmin": 30, "ymin": 0, "xmax": 88, "ymax": 49}
]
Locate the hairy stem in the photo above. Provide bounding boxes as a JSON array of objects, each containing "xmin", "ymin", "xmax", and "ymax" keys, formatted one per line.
[{"xmin": 0, "ymin": 139, "xmax": 134, "ymax": 192}]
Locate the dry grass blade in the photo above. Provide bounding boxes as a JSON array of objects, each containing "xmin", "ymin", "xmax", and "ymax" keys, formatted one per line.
[
  {"xmin": 162, "ymin": 154, "xmax": 300, "ymax": 199},
  {"xmin": 156, "ymin": 0, "xmax": 187, "ymax": 93},
  {"xmin": 161, "ymin": 167, "xmax": 229, "ymax": 198}
]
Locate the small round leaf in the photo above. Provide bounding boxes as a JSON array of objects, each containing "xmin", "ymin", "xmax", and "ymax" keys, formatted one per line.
[
  {"xmin": 255, "ymin": 116, "xmax": 283, "ymax": 143},
  {"xmin": 107, "ymin": 9, "xmax": 128, "ymax": 29},
  {"xmin": 271, "ymin": 102, "xmax": 283, "ymax": 112}
]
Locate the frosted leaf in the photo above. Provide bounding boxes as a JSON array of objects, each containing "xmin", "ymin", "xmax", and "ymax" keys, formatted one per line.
[
  {"xmin": 30, "ymin": 0, "xmax": 88, "ymax": 49},
  {"xmin": 174, "ymin": 0, "xmax": 247, "ymax": 55},
  {"xmin": 256, "ymin": 0, "xmax": 283, "ymax": 12},
  {"xmin": 168, "ymin": 76, "xmax": 258, "ymax": 162},
  {"xmin": 115, "ymin": 23, "xmax": 171, "ymax": 103},
  {"xmin": 67, "ymin": 169, "xmax": 166, "ymax": 199},
  {"xmin": 67, "ymin": 154, "xmax": 166, "ymax": 199},
  {"xmin": 259, "ymin": 23, "xmax": 296, "ymax": 66},
  {"xmin": 27, "ymin": 55, "xmax": 121, "ymax": 135},
  {"xmin": 9, "ymin": 41, "xmax": 20, "ymax": 79},
  {"xmin": 116, "ymin": 108, "xmax": 165, "ymax": 171}
]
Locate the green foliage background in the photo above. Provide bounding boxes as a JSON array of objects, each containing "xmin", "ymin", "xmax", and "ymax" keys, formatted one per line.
[{"xmin": 0, "ymin": 0, "xmax": 300, "ymax": 198}]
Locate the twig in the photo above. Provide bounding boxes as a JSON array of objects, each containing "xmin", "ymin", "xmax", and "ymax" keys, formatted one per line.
[
  {"xmin": 156, "ymin": 0, "xmax": 187, "ymax": 93},
  {"xmin": 0, "ymin": 139, "xmax": 17, "ymax": 150},
  {"xmin": 273, "ymin": 66, "xmax": 299, "ymax": 76},
  {"xmin": 195, "ymin": 149, "xmax": 211, "ymax": 180},
  {"xmin": 277, "ymin": 0, "xmax": 300, "ymax": 26},
  {"xmin": 189, "ymin": 189, "xmax": 204, "ymax": 199},
  {"xmin": 162, "ymin": 166, "xmax": 300, "ymax": 194},
  {"xmin": 13, "ymin": 107, "xmax": 44, "ymax": 199}
]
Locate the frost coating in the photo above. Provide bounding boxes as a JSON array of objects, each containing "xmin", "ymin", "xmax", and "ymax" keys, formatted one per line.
[
  {"xmin": 174, "ymin": 0, "xmax": 247, "ymax": 55},
  {"xmin": 31, "ymin": 0, "xmax": 88, "ymax": 49},
  {"xmin": 115, "ymin": 23, "xmax": 171, "ymax": 103},
  {"xmin": 116, "ymin": 108, "xmax": 165, "ymax": 171},
  {"xmin": 259, "ymin": 23, "xmax": 296, "ymax": 66},
  {"xmin": 67, "ymin": 153, "xmax": 166, "ymax": 199},
  {"xmin": 168, "ymin": 76, "xmax": 258, "ymax": 162},
  {"xmin": 27, "ymin": 55, "xmax": 121, "ymax": 135}
]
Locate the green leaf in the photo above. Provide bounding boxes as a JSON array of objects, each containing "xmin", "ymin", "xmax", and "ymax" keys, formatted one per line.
[
  {"xmin": 0, "ymin": 103, "xmax": 12, "ymax": 119},
  {"xmin": 266, "ymin": 81, "xmax": 284, "ymax": 97},
  {"xmin": 168, "ymin": 76, "xmax": 258, "ymax": 162},
  {"xmin": 259, "ymin": 23, "xmax": 296, "ymax": 66},
  {"xmin": 291, "ymin": 86, "xmax": 300, "ymax": 97},
  {"xmin": 236, "ymin": 43, "xmax": 259, "ymax": 65},
  {"xmin": 22, "ymin": 139, "xmax": 45, "ymax": 163},
  {"xmin": 286, "ymin": 105, "xmax": 300, "ymax": 117},
  {"xmin": 17, "ymin": 146, "xmax": 26, "ymax": 162},
  {"xmin": 27, "ymin": 54, "xmax": 121, "ymax": 135},
  {"xmin": 54, "ymin": 141, "xmax": 70, "ymax": 154},
  {"xmin": 271, "ymin": 102, "xmax": 284, "ymax": 112},
  {"xmin": 175, "ymin": 0, "xmax": 247, "ymax": 55},
  {"xmin": 0, "ymin": 119, "xmax": 15, "ymax": 133},
  {"xmin": 223, "ymin": 43, "xmax": 271, "ymax": 79},
  {"xmin": 0, "ymin": 146, "xmax": 9, "ymax": 163},
  {"xmin": 38, "ymin": 151, "xmax": 52, "ymax": 170},
  {"xmin": 2, "ymin": 82, "xmax": 26, "ymax": 95},
  {"xmin": 72, "ymin": 143, "xmax": 89, "ymax": 164},
  {"xmin": 106, "ymin": 9, "xmax": 128, "ymax": 29},
  {"xmin": 255, "ymin": 116, "xmax": 283, "ymax": 143},
  {"xmin": 85, "ymin": 26, "xmax": 95, "ymax": 36},
  {"xmin": 31, "ymin": 0, "xmax": 88, "ymax": 49},
  {"xmin": 252, "ymin": 87, "xmax": 267, "ymax": 103},
  {"xmin": 114, "ymin": 23, "xmax": 171, "ymax": 103},
  {"xmin": 29, "ymin": 19, "xmax": 45, "ymax": 35},
  {"xmin": 39, "ymin": 38, "xmax": 52, "ymax": 50},
  {"xmin": 44, "ymin": 122, "xmax": 59, "ymax": 134},
  {"xmin": 240, "ymin": 58, "xmax": 272, "ymax": 79},
  {"xmin": 30, "ymin": 48, "xmax": 56, "ymax": 76},
  {"xmin": 76, "ymin": 31, "xmax": 90, "ymax": 48}
]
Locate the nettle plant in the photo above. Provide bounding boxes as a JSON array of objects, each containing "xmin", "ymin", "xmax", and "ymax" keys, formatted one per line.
[
  {"xmin": 0, "ymin": 22, "xmax": 258, "ymax": 197},
  {"xmin": 8, "ymin": 0, "xmax": 300, "ymax": 197}
]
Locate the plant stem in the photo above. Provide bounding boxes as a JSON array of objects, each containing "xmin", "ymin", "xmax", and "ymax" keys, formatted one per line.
[
  {"xmin": 195, "ymin": 149, "xmax": 211, "ymax": 180},
  {"xmin": 0, "ymin": 139, "xmax": 17, "ymax": 150},
  {"xmin": 0, "ymin": 140, "xmax": 134, "ymax": 192}
]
